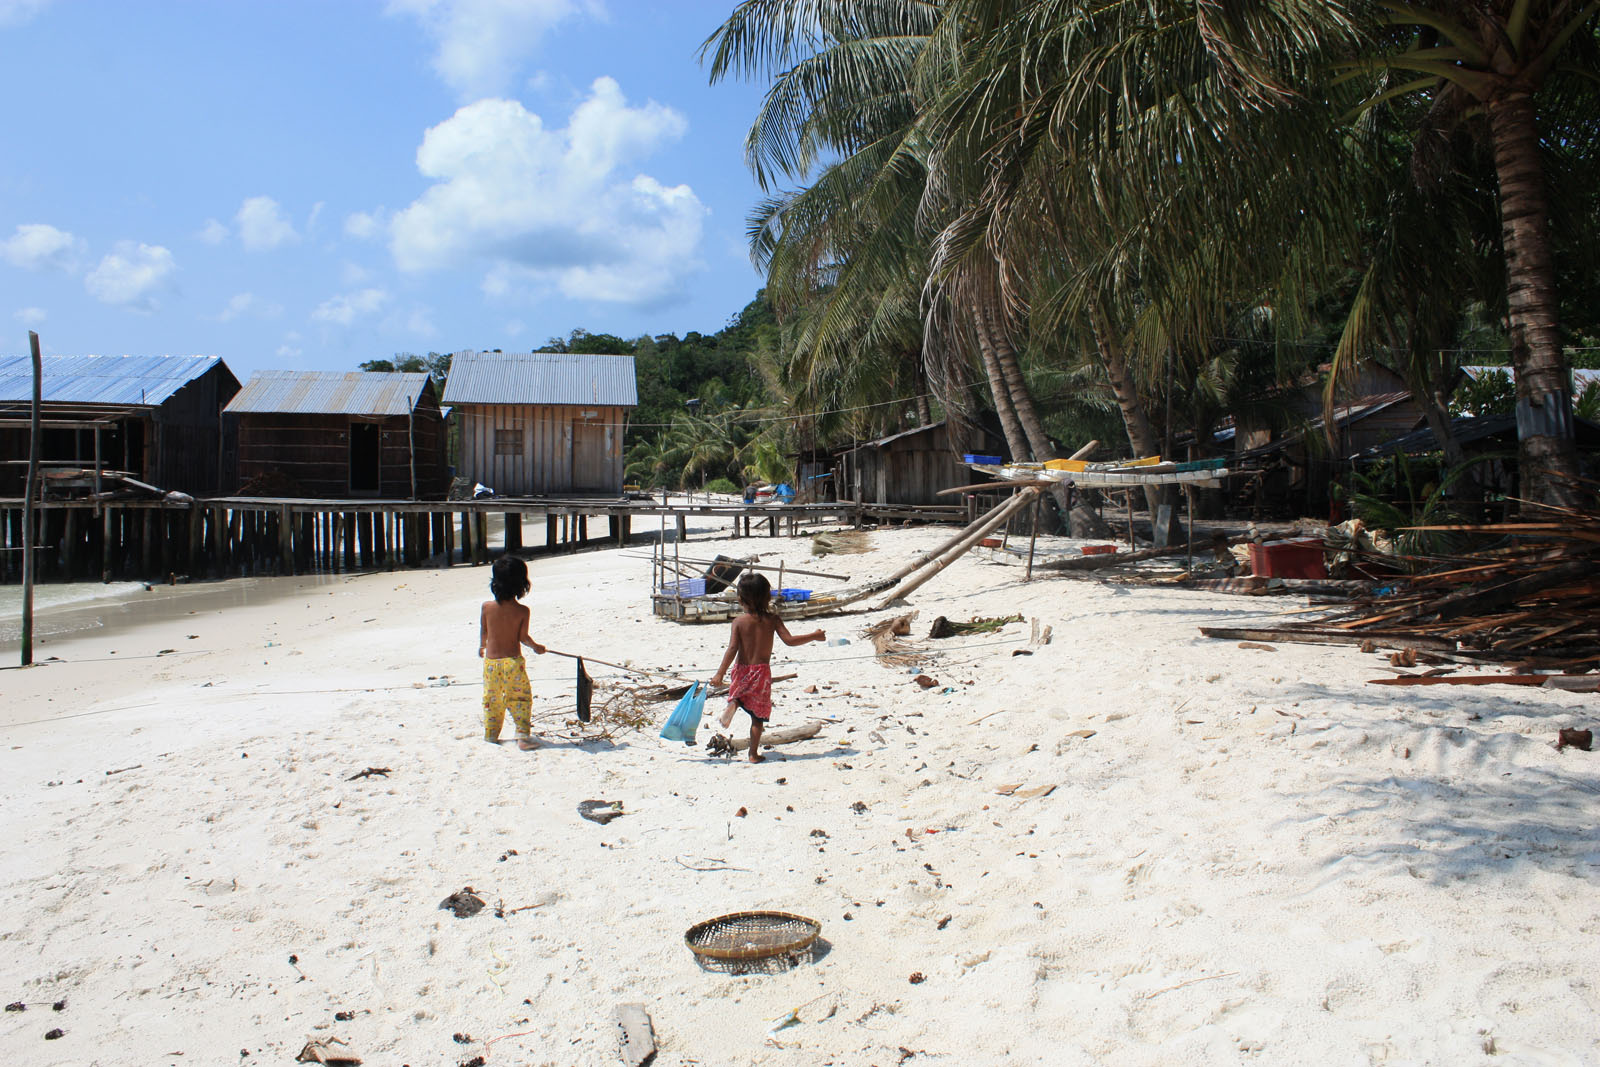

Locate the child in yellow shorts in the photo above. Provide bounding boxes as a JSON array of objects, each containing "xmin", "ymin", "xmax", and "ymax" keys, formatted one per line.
[{"xmin": 480, "ymin": 556, "xmax": 546, "ymax": 749}]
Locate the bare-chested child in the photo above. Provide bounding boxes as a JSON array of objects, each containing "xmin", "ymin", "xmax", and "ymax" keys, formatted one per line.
[
  {"xmin": 480, "ymin": 556, "xmax": 546, "ymax": 750},
  {"xmin": 709, "ymin": 572, "xmax": 825, "ymax": 763}
]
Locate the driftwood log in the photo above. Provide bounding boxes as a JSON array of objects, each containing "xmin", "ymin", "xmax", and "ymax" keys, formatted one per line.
[{"xmin": 712, "ymin": 721, "xmax": 824, "ymax": 755}]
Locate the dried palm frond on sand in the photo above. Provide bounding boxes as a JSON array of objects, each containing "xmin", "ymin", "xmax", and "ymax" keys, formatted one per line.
[
  {"xmin": 811, "ymin": 530, "xmax": 870, "ymax": 557},
  {"xmin": 864, "ymin": 611, "xmax": 922, "ymax": 667}
]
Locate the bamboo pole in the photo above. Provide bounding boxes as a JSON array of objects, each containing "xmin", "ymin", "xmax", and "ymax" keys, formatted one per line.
[
  {"xmin": 884, "ymin": 486, "xmax": 1038, "ymax": 584},
  {"xmin": 20, "ymin": 331, "xmax": 41, "ymax": 666},
  {"xmin": 876, "ymin": 487, "xmax": 1040, "ymax": 607}
]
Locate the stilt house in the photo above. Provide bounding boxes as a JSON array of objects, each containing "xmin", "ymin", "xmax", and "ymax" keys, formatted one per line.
[
  {"xmin": 836, "ymin": 420, "xmax": 1006, "ymax": 506},
  {"xmin": 443, "ymin": 351, "xmax": 637, "ymax": 496},
  {"xmin": 224, "ymin": 370, "xmax": 449, "ymax": 499},
  {"xmin": 0, "ymin": 353, "xmax": 240, "ymax": 496}
]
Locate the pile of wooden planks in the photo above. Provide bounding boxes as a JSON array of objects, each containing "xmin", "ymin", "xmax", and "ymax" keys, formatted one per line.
[{"xmin": 1201, "ymin": 494, "xmax": 1600, "ymax": 672}]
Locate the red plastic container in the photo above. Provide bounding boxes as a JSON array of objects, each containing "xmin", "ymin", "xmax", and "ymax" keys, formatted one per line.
[
  {"xmin": 1249, "ymin": 539, "xmax": 1327, "ymax": 579},
  {"xmin": 1081, "ymin": 544, "xmax": 1118, "ymax": 555}
]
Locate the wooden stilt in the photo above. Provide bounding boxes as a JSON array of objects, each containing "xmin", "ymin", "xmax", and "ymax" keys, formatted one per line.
[
  {"xmin": 63, "ymin": 506, "xmax": 78, "ymax": 579},
  {"xmin": 103, "ymin": 506, "xmax": 116, "ymax": 580},
  {"xmin": 546, "ymin": 513, "xmax": 557, "ymax": 552},
  {"xmin": 279, "ymin": 505, "xmax": 293, "ymax": 573},
  {"xmin": 159, "ymin": 509, "xmax": 172, "ymax": 578},
  {"xmin": 505, "ymin": 512, "xmax": 522, "ymax": 552}
]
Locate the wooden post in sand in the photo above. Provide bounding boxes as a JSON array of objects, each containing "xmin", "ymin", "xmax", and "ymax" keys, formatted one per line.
[
  {"xmin": 1024, "ymin": 494, "xmax": 1042, "ymax": 582},
  {"xmin": 19, "ymin": 331, "xmax": 41, "ymax": 666}
]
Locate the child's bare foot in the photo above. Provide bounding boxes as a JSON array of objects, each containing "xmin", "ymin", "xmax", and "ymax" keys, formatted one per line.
[
  {"xmin": 516, "ymin": 737, "xmax": 539, "ymax": 751},
  {"xmin": 748, "ymin": 751, "xmax": 765, "ymax": 764}
]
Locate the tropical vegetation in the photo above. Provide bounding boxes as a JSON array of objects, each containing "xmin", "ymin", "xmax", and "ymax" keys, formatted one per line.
[{"xmin": 701, "ymin": 0, "xmax": 1600, "ymax": 508}]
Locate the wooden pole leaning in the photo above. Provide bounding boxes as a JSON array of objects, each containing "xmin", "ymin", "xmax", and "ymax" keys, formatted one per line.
[
  {"xmin": 876, "ymin": 487, "xmax": 1040, "ymax": 609},
  {"xmin": 883, "ymin": 486, "xmax": 1039, "ymax": 585}
]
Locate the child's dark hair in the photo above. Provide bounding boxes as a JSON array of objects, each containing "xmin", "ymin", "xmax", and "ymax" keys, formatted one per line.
[
  {"xmin": 737, "ymin": 571, "xmax": 774, "ymax": 616},
  {"xmin": 489, "ymin": 555, "xmax": 531, "ymax": 603}
]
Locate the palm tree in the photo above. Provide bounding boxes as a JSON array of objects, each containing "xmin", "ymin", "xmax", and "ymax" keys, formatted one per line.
[{"xmin": 703, "ymin": 0, "xmax": 1055, "ymax": 463}]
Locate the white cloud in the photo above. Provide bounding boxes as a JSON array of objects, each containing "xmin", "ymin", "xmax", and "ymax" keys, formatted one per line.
[
  {"xmin": 344, "ymin": 211, "xmax": 383, "ymax": 240},
  {"xmin": 387, "ymin": 0, "xmax": 592, "ymax": 99},
  {"xmin": 1, "ymin": 223, "xmax": 83, "ymax": 272},
  {"xmin": 277, "ymin": 330, "xmax": 303, "ymax": 360},
  {"xmin": 84, "ymin": 242, "xmax": 176, "ymax": 311},
  {"xmin": 235, "ymin": 196, "xmax": 299, "ymax": 251},
  {"xmin": 390, "ymin": 79, "xmax": 703, "ymax": 305},
  {"xmin": 0, "ymin": 0, "xmax": 53, "ymax": 27},
  {"xmin": 197, "ymin": 218, "xmax": 229, "ymax": 244},
  {"xmin": 403, "ymin": 308, "xmax": 438, "ymax": 338},
  {"xmin": 306, "ymin": 201, "xmax": 325, "ymax": 235},
  {"xmin": 312, "ymin": 287, "xmax": 389, "ymax": 326},
  {"xmin": 14, "ymin": 307, "xmax": 47, "ymax": 326},
  {"xmin": 216, "ymin": 291, "xmax": 282, "ymax": 322},
  {"xmin": 341, "ymin": 261, "xmax": 373, "ymax": 285}
]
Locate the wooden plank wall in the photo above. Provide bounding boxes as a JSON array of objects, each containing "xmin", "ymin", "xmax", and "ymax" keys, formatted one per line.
[
  {"xmin": 235, "ymin": 413, "xmax": 447, "ymax": 498},
  {"xmin": 151, "ymin": 364, "xmax": 239, "ymax": 494},
  {"xmin": 455, "ymin": 404, "xmax": 624, "ymax": 495}
]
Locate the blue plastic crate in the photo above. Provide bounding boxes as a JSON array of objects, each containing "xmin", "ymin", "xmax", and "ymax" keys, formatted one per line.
[
  {"xmin": 776, "ymin": 588, "xmax": 811, "ymax": 601},
  {"xmin": 666, "ymin": 578, "xmax": 706, "ymax": 597},
  {"xmin": 963, "ymin": 454, "xmax": 1003, "ymax": 465}
]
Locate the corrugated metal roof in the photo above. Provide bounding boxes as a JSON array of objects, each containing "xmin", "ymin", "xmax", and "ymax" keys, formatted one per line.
[
  {"xmin": 226, "ymin": 370, "xmax": 431, "ymax": 416},
  {"xmin": 0, "ymin": 354, "xmax": 223, "ymax": 407},
  {"xmin": 442, "ymin": 350, "xmax": 637, "ymax": 407}
]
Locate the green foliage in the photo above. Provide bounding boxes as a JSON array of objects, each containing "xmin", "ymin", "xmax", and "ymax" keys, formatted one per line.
[
  {"xmin": 1450, "ymin": 369, "xmax": 1516, "ymax": 417},
  {"xmin": 704, "ymin": 477, "xmax": 740, "ymax": 495},
  {"xmin": 1576, "ymin": 379, "xmax": 1600, "ymax": 421},
  {"xmin": 360, "ymin": 351, "xmax": 452, "ymax": 387},
  {"xmin": 1349, "ymin": 454, "xmax": 1492, "ymax": 563}
]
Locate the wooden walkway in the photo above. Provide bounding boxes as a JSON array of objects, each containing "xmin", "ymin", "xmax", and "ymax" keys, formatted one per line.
[{"xmin": 0, "ymin": 495, "xmax": 966, "ymax": 584}]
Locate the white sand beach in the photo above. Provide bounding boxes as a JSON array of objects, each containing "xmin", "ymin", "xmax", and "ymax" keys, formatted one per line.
[{"xmin": 2, "ymin": 527, "xmax": 1597, "ymax": 1066}]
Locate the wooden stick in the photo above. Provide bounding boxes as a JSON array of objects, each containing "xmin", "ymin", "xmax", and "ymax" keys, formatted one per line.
[
  {"xmin": 1024, "ymin": 495, "xmax": 1041, "ymax": 582},
  {"xmin": 878, "ymin": 488, "xmax": 1041, "ymax": 606},
  {"xmin": 1369, "ymin": 674, "xmax": 1558, "ymax": 687},
  {"xmin": 884, "ymin": 487, "xmax": 1039, "ymax": 583},
  {"xmin": 1198, "ymin": 626, "xmax": 1456, "ymax": 651},
  {"xmin": 724, "ymin": 721, "xmax": 824, "ymax": 752}
]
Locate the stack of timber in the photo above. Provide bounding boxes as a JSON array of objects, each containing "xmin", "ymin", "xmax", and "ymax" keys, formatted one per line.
[{"xmin": 1200, "ymin": 496, "xmax": 1600, "ymax": 671}]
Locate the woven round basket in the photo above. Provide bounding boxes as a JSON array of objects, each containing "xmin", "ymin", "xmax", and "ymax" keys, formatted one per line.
[{"xmin": 684, "ymin": 911, "xmax": 822, "ymax": 962}]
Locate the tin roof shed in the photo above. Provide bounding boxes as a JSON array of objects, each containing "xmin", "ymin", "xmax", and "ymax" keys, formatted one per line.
[
  {"xmin": 0, "ymin": 354, "xmax": 227, "ymax": 408},
  {"xmin": 443, "ymin": 351, "xmax": 638, "ymax": 407},
  {"xmin": 225, "ymin": 370, "xmax": 435, "ymax": 416}
]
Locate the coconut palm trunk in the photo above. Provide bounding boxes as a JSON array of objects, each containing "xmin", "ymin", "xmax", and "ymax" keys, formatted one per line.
[
  {"xmin": 972, "ymin": 305, "xmax": 1032, "ymax": 461},
  {"xmin": 1090, "ymin": 303, "xmax": 1165, "ymax": 514},
  {"xmin": 988, "ymin": 312, "xmax": 1055, "ymax": 460},
  {"xmin": 1486, "ymin": 88, "xmax": 1580, "ymax": 507}
]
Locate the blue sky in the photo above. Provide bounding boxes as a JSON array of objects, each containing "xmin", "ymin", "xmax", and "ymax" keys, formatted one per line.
[{"xmin": 0, "ymin": 0, "xmax": 771, "ymax": 377}]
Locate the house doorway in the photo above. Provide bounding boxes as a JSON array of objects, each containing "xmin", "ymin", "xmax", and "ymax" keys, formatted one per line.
[
  {"xmin": 571, "ymin": 420, "xmax": 608, "ymax": 492},
  {"xmin": 349, "ymin": 423, "xmax": 380, "ymax": 495}
]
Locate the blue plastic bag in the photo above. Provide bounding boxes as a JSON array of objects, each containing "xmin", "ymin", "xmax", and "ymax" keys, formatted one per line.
[{"xmin": 659, "ymin": 682, "xmax": 707, "ymax": 745}]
